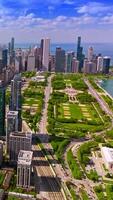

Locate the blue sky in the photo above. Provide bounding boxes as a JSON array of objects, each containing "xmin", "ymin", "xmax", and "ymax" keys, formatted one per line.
[{"xmin": 0, "ymin": 0, "xmax": 113, "ymax": 43}]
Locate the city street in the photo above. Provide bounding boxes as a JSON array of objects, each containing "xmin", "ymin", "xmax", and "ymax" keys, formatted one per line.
[
  {"xmin": 32, "ymin": 144, "xmax": 65, "ymax": 200},
  {"xmin": 34, "ymin": 75, "xmax": 67, "ymax": 200}
]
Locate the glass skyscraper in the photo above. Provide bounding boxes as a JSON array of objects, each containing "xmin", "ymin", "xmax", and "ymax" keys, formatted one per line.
[
  {"xmin": 55, "ymin": 47, "xmax": 65, "ymax": 72},
  {"xmin": 0, "ymin": 81, "xmax": 5, "ymax": 136},
  {"xmin": 10, "ymin": 74, "xmax": 22, "ymax": 131},
  {"xmin": 77, "ymin": 36, "xmax": 85, "ymax": 72}
]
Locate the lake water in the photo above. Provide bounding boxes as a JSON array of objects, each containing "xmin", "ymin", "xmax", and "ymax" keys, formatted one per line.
[{"xmin": 99, "ymin": 79, "xmax": 113, "ymax": 97}]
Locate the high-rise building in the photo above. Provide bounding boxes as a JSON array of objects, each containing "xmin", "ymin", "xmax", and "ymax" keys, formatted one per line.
[
  {"xmin": 97, "ymin": 56, "xmax": 103, "ymax": 72},
  {"xmin": 72, "ymin": 57, "xmax": 79, "ymax": 73},
  {"xmin": 83, "ymin": 60, "xmax": 97, "ymax": 74},
  {"xmin": 40, "ymin": 38, "xmax": 50, "ymax": 71},
  {"xmin": 27, "ymin": 55, "xmax": 36, "ymax": 71},
  {"xmin": 88, "ymin": 46, "xmax": 94, "ymax": 62},
  {"xmin": 8, "ymin": 37, "xmax": 15, "ymax": 65},
  {"xmin": 10, "ymin": 74, "xmax": 22, "ymax": 131},
  {"xmin": 34, "ymin": 47, "xmax": 42, "ymax": 71},
  {"xmin": 77, "ymin": 36, "xmax": 85, "ymax": 72},
  {"xmin": 0, "ymin": 48, "xmax": 8, "ymax": 72},
  {"xmin": 15, "ymin": 48, "xmax": 23, "ymax": 73},
  {"xmin": 55, "ymin": 47, "xmax": 65, "ymax": 72},
  {"xmin": 0, "ymin": 81, "xmax": 5, "ymax": 136},
  {"xmin": 17, "ymin": 150, "xmax": 33, "ymax": 188},
  {"xmin": 6, "ymin": 111, "xmax": 18, "ymax": 152},
  {"xmin": 0, "ymin": 141, "xmax": 3, "ymax": 166},
  {"xmin": 102, "ymin": 57, "xmax": 111, "ymax": 74},
  {"xmin": 49, "ymin": 55, "xmax": 55, "ymax": 72},
  {"xmin": 9, "ymin": 132, "xmax": 32, "ymax": 163},
  {"xmin": 66, "ymin": 52, "xmax": 75, "ymax": 73}
]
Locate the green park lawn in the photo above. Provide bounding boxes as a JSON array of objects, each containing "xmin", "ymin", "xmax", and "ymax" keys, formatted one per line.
[
  {"xmin": 23, "ymin": 98, "xmax": 39, "ymax": 106},
  {"xmin": 57, "ymin": 102, "xmax": 102, "ymax": 123},
  {"xmin": 58, "ymin": 103, "xmax": 83, "ymax": 120}
]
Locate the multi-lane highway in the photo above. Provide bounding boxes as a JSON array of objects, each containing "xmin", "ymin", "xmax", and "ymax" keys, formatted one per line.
[
  {"xmin": 32, "ymin": 144, "xmax": 65, "ymax": 200},
  {"xmin": 33, "ymin": 74, "xmax": 67, "ymax": 200},
  {"xmin": 84, "ymin": 79, "xmax": 113, "ymax": 117}
]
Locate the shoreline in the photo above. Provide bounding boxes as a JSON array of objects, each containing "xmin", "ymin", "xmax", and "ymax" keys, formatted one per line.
[{"xmin": 96, "ymin": 81, "xmax": 113, "ymax": 101}]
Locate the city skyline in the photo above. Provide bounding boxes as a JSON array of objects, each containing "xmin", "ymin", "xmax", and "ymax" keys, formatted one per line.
[{"xmin": 0, "ymin": 0, "xmax": 113, "ymax": 43}]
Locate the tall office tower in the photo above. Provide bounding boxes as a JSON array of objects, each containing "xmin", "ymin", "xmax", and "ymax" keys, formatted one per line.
[
  {"xmin": 27, "ymin": 55, "xmax": 36, "ymax": 71},
  {"xmin": 6, "ymin": 111, "xmax": 18, "ymax": 152},
  {"xmin": 97, "ymin": 56, "xmax": 103, "ymax": 72},
  {"xmin": 9, "ymin": 132, "xmax": 32, "ymax": 163},
  {"xmin": 66, "ymin": 52, "xmax": 75, "ymax": 73},
  {"xmin": 55, "ymin": 47, "xmax": 65, "ymax": 72},
  {"xmin": 22, "ymin": 50, "xmax": 29, "ymax": 71},
  {"xmin": 8, "ymin": 37, "xmax": 15, "ymax": 65},
  {"xmin": 34, "ymin": 47, "xmax": 42, "ymax": 71},
  {"xmin": 88, "ymin": 46, "xmax": 94, "ymax": 61},
  {"xmin": 102, "ymin": 57, "xmax": 111, "ymax": 74},
  {"xmin": 15, "ymin": 48, "xmax": 23, "ymax": 72},
  {"xmin": 72, "ymin": 57, "xmax": 79, "ymax": 73},
  {"xmin": 10, "ymin": 74, "xmax": 22, "ymax": 131},
  {"xmin": 2, "ymin": 49, "xmax": 8, "ymax": 68},
  {"xmin": 0, "ymin": 81, "xmax": 5, "ymax": 136},
  {"xmin": 0, "ymin": 48, "xmax": 8, "ymax": 72},
  {"xmin": 40, "ymin": 38, "xmax": 50, "ymax": 71},
  {"xmin": 77, "ymin": 36, "xmax": 85, "ymax": 72},
  {"xmin": 0, "ymin": 141, "xmax": 3, "ymax": 166},
  {"xmin": 49, "ymin": 55, "xmax": 55, "ymax": 72},
  {"xmin": 17, "ymin": 150, "xmax": 33, "ymax": 188},
  {"xmin": 83, "ymin": 61, "xmax": 97, "ymax": 74}
]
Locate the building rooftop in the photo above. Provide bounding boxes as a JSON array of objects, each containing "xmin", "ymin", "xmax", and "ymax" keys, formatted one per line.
[
  {"xmin": 101, "ymin": 147, "xmax": 113, "ymax": 163},
  {"xmin": 7, "ymin": 111, "xmax": 18, "ymax": 116},
  {"xmin": 18, "ymin": 150, "xmax": 33, "ymax": 165},
  {"xmin": 10, "ymin": 132, "xmax": 32, "ymax": 138}
]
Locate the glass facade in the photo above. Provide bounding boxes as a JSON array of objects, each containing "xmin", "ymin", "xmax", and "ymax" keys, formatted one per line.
[{"xmin": 0, "ymin": 86, "xmax": 5, "ymax": 136}]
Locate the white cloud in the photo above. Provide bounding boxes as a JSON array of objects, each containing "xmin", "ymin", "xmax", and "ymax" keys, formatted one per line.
[
  {"xmin": 76, "ymin": 2, "xmax": 113, "ymax": 15},
  {"xmin": 0, "ymin": 4, "xmax": 112, "ymax": 43},
  {"xmin": 63, "ymin": 0, "xmax": 75, "ymax": 5},
  {"xmin": 100, "ymin": 15, "xmax": 113, "ymax": 24}
]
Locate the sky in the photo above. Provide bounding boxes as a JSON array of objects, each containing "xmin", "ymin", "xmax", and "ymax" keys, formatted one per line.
[{"xmin": 0, "ymin": 0, "xmax": 113, "ymax": 43}]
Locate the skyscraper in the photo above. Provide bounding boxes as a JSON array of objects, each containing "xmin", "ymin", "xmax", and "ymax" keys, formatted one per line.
[
  {"xmin": 66, "ymin": 52, "xmax": 75, "ymax": 73},
  {"xmin": 6, "ymin": 111, "xmax": 18, "ymax": 152},
  {"xmin": 10, "ymin": 74, "xmax": 22, "ymax": 131},
  {"xmin": 17, "ymin": 150, "xmax": 33, "ymax": 188},
  {"xmin": 72, "ymin": 57, "xmax": 79, "ymax": 73},
  {"xmin": 41, "ymin": 38, "xmax": 50, "ymax": 71},
  {"xmin": 8, "ymin": 37, "xmax": 15, "ymax": 65},
  {"xmin": 15, "ymin": 48, "xmax": 23, "ymax": 73},
  {"xmin": 77, "ymin": 36, "xmax": 85, "ymax": 72},
  {"xmin": 0, "ymin": 48, "xmax": 8, "ymax": 72},
  {"xmin": 0, "ymin": 141, "xmax": 3, "ymax": 166},
  {"xmin": 9, "ymin": 132, "xmax": 32, "ymax": 163},
  {"xmin": 97, "ymin": 56, "xmax": 103, "ymax": 72},
  {"xmin": 88, "ymin": 47, "xmax": 94, "ymax": 62},
  {"xmin": 83, "ymin": 60, "xmax": 97, "ymax": 74},
  {"xmin": 55, "ymin": 47, "xmax": 65, "ymax": 72},
  {"xmin": 103, "ymin": 57, "xmax": 111, "ymax": 74},
  {"xmin": 27, "ymin": 55, "xmax": 36, "ymax": 71},
  {"xmin": 0, "ymin": 81, "xmax": 5, "ymax": 136}
]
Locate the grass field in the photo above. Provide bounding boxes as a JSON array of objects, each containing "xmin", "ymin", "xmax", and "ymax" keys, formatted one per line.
[
  {"xmin": 48, "ymin": 73, "xmax": 111, "ymax": 138},
  {"xmin": 57, "ymin": 102, "xmax": 102, "ymax": 123},
  {"xmin": 58, "ymin": 103, "xmax": 83, "ymax": 120}
]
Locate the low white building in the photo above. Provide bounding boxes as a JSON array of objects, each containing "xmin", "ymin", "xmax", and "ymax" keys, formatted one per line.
[{"xmin": 101, "ymin": 147, "xmax": 113, "ymax": 170}]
